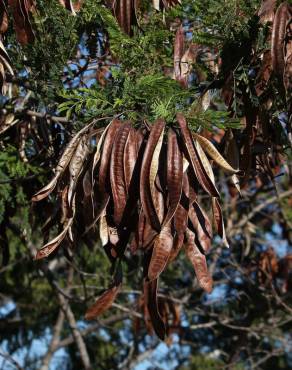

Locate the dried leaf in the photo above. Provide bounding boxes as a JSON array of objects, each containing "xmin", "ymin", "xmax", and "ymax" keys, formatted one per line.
[{"xmin": 85, "ymin": 284, "xmax": 121, "ymax": 320}]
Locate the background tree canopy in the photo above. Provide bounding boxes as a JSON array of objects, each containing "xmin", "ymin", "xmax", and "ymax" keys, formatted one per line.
[{"xmin": 0, "ymin": 0, "xmax": 291, "ymax": 369}]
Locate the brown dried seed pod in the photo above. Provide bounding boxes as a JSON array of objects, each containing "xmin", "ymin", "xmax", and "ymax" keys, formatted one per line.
[
  {"xmin": 271, "ymin": 2, "xmax": 291, "ymax": 77},
  {"xmin": 143, "ymin": 278, "xmax": 166, "ymax": 340},
  {"xmin": 35, "ymin": 195, "xmax": 76, "ymax": 260},
  {"xmin": 162, "ymin": 129, "xmax": 183, "ymax": 228},
  {"xmin": 0, "ymin": 40, "xmax": 14, "ymax": 76},
  {"xmin": 212, "ymin": 198, "xmax": 229, "ymax": 248},
  {"xmin": 140, "ymin": 119, "xmax": 166, "ymax": 231},
  {"xmin": 148, "ymin": 225, "xmax": 173, "ymax": 281},
  {"xmin": 123, "ymin": 126, "xmax": 137, "ymax": 193},
  {"xmin": 174, "ymin": 25, "xmax": 185, "ymax": 85},
  {"xmin": 85, "ymin": 284, "xmax": 121, "ymax": 320},
  {"xmin": 188, "ymin": 201, "xmax": 212, "ymax": 254},
  {"xmin": 176, "ymin": 113, "xmax": 219, "ymax": 197},
  {"xmin": 184, "ymin": 228, "xmax": 213, "ymax": 293},
  {"xmin": 68, "ymin": 135, "xmax": 90, "ymax": 206},
  {"xmin": 110, "ymin": 123, "xmax": 132, "ymax": 225},
  {"xmin": 170, "ymin": 173, "xmax": 189, "ymax": 262},
  {"xmin": 258, "ymin": 0, "xmax": 277, "ymax": 24},
  {"xmin": 9, "ymin": 0, "xmax": 35, "ymax": 45},
  {"xmin": 193, "ymin": 133, "xmax": 242, "ymax": 175}
]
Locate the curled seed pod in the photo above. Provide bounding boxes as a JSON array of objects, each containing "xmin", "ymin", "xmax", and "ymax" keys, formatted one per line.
[
  {"xmin": 32, "ymin": 125, "xmax": 91, "ymax": 201},
  {"xmin": 193, "ymin": 138, "xmax": 216, "ymax": 187},
  {"xmin": 176, "ymin": 113, "xmax": 219, "ymax": 197},
  {"xmin": 193, "ymin": 133, "xmax": 243, "ymax": 175},
  {"xmin": 140, "ymin": 119, "xmax": 166, "ymax": 231},
  {"xmin": 35, "ymin": 195, "xmax": 76, "ymax": 260},
  {"xmin": 85, "ymin": 284, "xmax": 121, "ymax": 320},
  {"xmin": 184, "ymin": 228, "xmax": 213, "ymax": 293}
]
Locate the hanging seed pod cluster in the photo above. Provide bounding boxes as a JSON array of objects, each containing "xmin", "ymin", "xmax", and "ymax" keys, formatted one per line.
[{"xmin": 32, "ymin": 115, "xmax": 241, "ymax": 339}]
